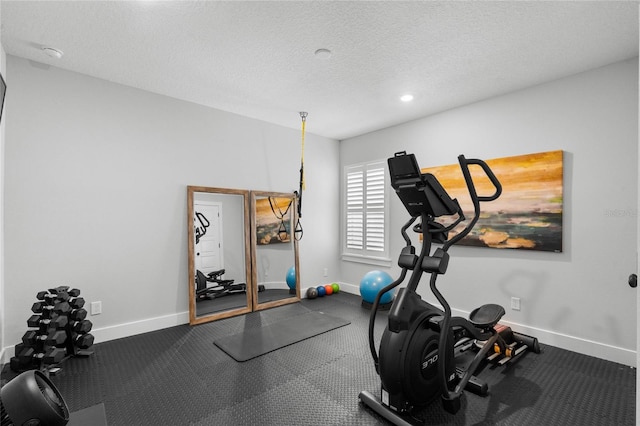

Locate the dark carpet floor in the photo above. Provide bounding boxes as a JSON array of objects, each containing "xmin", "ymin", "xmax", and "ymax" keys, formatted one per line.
[{"xmin": 1, "ymin": 292, "xmax": 636, "ymax": 425}]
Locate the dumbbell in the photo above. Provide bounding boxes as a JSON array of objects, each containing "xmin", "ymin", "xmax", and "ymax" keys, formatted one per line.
[
  {"xmin": 73, "ymin": 320, "xmax": 93, "ymax": 334},
  {"xmin": 35, "ymin": 293, "xmax": 63, "ymax": 306},
  {"xmin": 9, "ymin": 344, "xmax": 35, "ymax": 372},
  {"xmin": 35, "ymin": 289, "xmax": 68, "ymax": 303},
  {"xmin": 27, "ymin": 314, "xmax": 68, "ymax": 330},
  {"xmin": 70, "ymin": 332, "xmax": 94, "ymax": 349},
  {"xmin": 17, "ymin": 346, "xmax": 66, "ymax": 365},
  {"xmin": 22, "ymin": 329, "xmax": 67, "ymax": 347},
  {"xmin": 32, "ymin": 300, "xmax": 71, "ymax": 315},
  {"xmin": 48, "ymin": 286, "xmax": 71, "ymax": 301},
  {"xmin": 69, "ymin": 308, "xmax": 87, "ymax": 321},
  {"xmin": 37, "ymin": 287, "xmax": 80, "ymax": 298},
  {"xmin": 14, "ymin": 342, "xmax": 26, "ymax": 357},
  {"xmin": 30, "ymin": 306, "xmax": 59, "ymax": 320},
  {"xmin": 9, "ymin": 356, "xmax": 29, "ymax": 372},
  {"xmin": 69, "ymin": 297, "xmax": 85, "ymax": 309}
]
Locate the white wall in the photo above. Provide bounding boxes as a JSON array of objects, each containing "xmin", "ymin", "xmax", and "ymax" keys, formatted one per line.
[
  {"xmin": 0, "ymin": 22, "xmax": 6, "ymax": 361},
  {"xmin": 340, "ymin": 59, "xmax": 639, "ymax": 366},
  {"xmin": 637, "ymin": 21, "xmax": 640, "ymax": 421},
  {"xmin": 2, "ymin": 55, "xmax": 340, "ymax": 358}
]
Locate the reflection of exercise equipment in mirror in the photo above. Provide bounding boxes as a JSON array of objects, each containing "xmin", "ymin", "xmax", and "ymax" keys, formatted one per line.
[
  {"xmin": 196, "ymin": 269, "xmax": 245, "ymax": 299},
  {"xmin": 188, "ymin": 186, "xmax": 253, "ymax": 325},
  {"xmin": 194, "ymin": 212, "xmax": 210, "ymax": 244},
  {"xmin": 359, "ymin": 152, "xmax": 540, "ymax": 424},
  {"xmin": 251, "ymin": 191, "xmax": 300, "ymax": 312},
  {"xmin": 195, "ymin": 269, "xmax": 265, "ymax": 301},
  {"xmin": 187, "ymin": 187, "xmax": 300, "ymax": 325}
]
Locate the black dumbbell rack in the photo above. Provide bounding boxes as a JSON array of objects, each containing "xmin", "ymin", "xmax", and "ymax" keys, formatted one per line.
[{"xmin": 10, "ymin": 286, "xmax": 95, "ymax": 374}]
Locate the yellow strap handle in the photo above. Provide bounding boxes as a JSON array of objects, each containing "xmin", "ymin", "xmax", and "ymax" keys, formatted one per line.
[{"xmin": 300, "ymin": 112, "xmax": 307, "ymax": 190}]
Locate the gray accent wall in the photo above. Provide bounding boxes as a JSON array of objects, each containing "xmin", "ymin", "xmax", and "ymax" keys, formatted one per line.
[{"xmin": 340, "ymin": 59, "xmax": 639, "ymax": 365}]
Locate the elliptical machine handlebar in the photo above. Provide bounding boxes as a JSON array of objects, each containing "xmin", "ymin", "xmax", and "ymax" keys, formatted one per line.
[
  {"xmin": 443, "ymin": 155, "xmax": 502, "ymax": 250},
  {"xmin": 367, "ymin": 216, "xmax": 417, "ymax": 372},
  {"xmin": 433, "ymin": 155, "xmax": 503, "ymax": 410},
  {"xmin": 458, "ymin": 155, "xmax": 502, "ymax": 203}
]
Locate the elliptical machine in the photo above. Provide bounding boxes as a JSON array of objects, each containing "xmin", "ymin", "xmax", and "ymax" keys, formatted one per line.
[{"xmin": 359, "ymin": 151, "xmax": 513, "ymax": 424}]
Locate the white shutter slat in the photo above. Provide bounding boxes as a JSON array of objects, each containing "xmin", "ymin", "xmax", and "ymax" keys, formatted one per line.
[
  {"xmin": 364, "ymin": 164, "xmax": 386, "ymax": 252},
  {"xmin": 345, "ymin": 162, "xmax": 387, "ymax": 256},
  {"xmin": 346, "ymin": 167, "xmax": 365, "ymax": 250}
]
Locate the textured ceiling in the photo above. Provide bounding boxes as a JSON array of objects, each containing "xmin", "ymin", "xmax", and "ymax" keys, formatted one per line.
[{"xmin": 1, "ymin": 1, "xmax": 638, "ymax": 140}]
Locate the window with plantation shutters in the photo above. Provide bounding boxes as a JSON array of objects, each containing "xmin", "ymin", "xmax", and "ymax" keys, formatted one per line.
[{"xmin": 343, "ymin": 160, "xmax": 390, "ymax": 266}]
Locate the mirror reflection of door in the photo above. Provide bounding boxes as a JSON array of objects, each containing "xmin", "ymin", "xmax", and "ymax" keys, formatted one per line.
[
  {"xmin": 188, "ymin": 186, "xmax": 252, "ymax": 325},
  {"xmin": 194, "ymin": 202, "xmax": 222, "ymax": 273},
  {"xmin": 251, "ymin": 191, "xmax": 300, "ymax": 311},
  {"xmin": 194, "ymin": 200, "xmax": 249, "ymax": 317}
]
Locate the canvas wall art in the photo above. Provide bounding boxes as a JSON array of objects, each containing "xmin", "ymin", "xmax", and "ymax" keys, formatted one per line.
[{"xmin": 422, "ymin": 150, "xmax": 563, "ymax": 252}]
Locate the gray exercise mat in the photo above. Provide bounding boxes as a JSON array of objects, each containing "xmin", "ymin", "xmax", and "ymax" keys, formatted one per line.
[
  {"xmin": 214, "ymin": 311, "xmax": 350, "ymax": 362},
  {"xmin": 68, "ymin": 402, "xmax": 107, "ymax": 426}
]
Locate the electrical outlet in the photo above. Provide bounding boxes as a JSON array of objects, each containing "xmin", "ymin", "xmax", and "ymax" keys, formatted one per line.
[
  {"xmin": 90, "ymin": 301, "xmax": 102, "ymax": 315},
  {"xmin": 323, "ymin": 268, "xmax": 328, "ymax": 277},
  {"xmin": 511, "ymin": 297, "xmax": 521, "ymax": 311}
]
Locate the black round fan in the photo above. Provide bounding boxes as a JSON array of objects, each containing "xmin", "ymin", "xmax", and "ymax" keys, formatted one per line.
[{"xmin": 1, "ymin": 370, "xmax": 69, "ymax": 426}]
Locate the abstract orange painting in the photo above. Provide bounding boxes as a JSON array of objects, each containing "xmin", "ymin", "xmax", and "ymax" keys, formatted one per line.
[{"xmin": 422, "ymin": 150, "xmax": 563, "ymax": 252}]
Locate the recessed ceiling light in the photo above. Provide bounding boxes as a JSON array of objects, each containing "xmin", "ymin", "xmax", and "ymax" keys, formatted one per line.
[
  {"xmin": 314, "ymin": 48, "xmax": 332, "ymax": 59},
  {"xmin": 42, "ymin": 47, "xmax": 64, "ymax": 59},
  {"xmin": 400, "ymin": 94, "xmax": 414, "ymax": 102}
]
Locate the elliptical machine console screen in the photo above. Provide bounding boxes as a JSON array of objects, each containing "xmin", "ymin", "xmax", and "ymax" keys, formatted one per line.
[{"xmin": 387, "ymin": 151, "xmax": 460, "ymax": 218}]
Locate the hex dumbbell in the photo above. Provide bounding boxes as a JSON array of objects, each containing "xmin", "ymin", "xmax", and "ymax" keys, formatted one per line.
[
  {"xmin": 73, "ymin": 320, "xmax": 93, "ymax": 334},
  {"xmin": 71, "ymin": 332, "xmax": 94, "ymax": 349},
  {"xmin": 22, "ymin": 329, "xmax": 67, "ymax": 347},
  {"xmin": 69, "ymin": 308, "xmax": 87, "ymax": 321},
  {"xmin": 16, "ymin": 346, "xmax": 66, "ymax": 365},
  {"xmin": 32, "ymin": 300, "xmax": 71, "ymax": 315},
  {"xmin": 27, "ymin": 314, "xmax": 68, "ymax": 330},
  {"xmin": 48, "ymin": 286, "xmax": 71, "ymax": 301},
  {"xmin": 69, "ymin": 297, "xmax": 85, "ymax": 309}
]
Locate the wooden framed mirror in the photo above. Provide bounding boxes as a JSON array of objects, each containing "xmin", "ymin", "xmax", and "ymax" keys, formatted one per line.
[
  {"xmin": 188, "ymin": 186, "xmax": 252, "ymax": 325},
  {"xmin": 250, "ymin": 190, "xmax": 300, "ymax": 311}
]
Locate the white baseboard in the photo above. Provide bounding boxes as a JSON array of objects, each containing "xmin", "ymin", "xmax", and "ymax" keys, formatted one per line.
[
  {"xmin": 3, "ymin": 286, "xmax": 635, "ymax": 368},
  {"xmin": 258, "ymin": 281, "xmax": 287, "ymax": 289},
  {"xmin": 301, "ymin": 281, "xmax": 360, "ymax": 299},
  {"xmin": 496, "ymin": 318, "xmax": 636, "ymax": 367},
  {"xmin": 335, "ymin": 284, "xmax": 637, "ymax": 367},
  {"xmin": 1, "ymin": 311, "xmax": 191, "ymax": 366},
  {"xmin": 91, "ymin": 311, "xmax": 191, "ymax": 344}
]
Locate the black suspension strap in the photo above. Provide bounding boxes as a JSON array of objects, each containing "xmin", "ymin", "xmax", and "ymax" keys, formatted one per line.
[{"xmin": 294, "ymin": 112, "xmax": 307, "ymax": 240}]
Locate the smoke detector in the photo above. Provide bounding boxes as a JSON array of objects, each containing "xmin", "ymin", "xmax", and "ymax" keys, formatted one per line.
[
  {"xmin": 42, "ymin": 47, "xmax": 64, "ymax": 59},
  {"xmin": 314, "ymin": 48, "xmax": 332, "ymax": 59}
]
